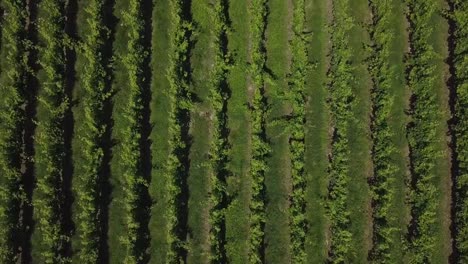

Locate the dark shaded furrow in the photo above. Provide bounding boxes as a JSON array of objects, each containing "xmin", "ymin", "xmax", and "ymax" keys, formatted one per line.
[
  {"xmin": 451, "ymin": 0, "xmax": 468, "ymax": 262},
  {"xmin": 0, "ymin": 0, "xmax": 30, "ymax": 262},
  {"xmin": 20, "ymin": 1, "xmax": 39, "ymax": 263}
]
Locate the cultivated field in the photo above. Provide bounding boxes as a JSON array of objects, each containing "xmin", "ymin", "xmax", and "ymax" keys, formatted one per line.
[{"xmin": 0, "ymin": 0, "xmax": 467, "ymax": 263}]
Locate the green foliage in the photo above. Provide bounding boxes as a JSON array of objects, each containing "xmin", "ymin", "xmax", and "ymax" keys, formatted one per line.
[
  {"xmin": 288, "ymin": 0, "xmax": 307, "ymax": 262},
  {"xmin": 0, "ymin": 0, "xmax": 29, "ymax": 262},
  {"xmin": 368, "ymin": 0, "xmax": 408, "ymax": 262},
  {"xmin": 72, "ymin": 0, "xmax": 111, "ymax": 262},
  {"xmin": 33, "ymin": 0, "xmax": 71, "ymax": 262},
  {"xmin": 208, "ymin": 3, "xmax": 229, "ymax": 262},
  {"xmin": 222, "ymin": 0, "xmax": 271, "ymax": 263},
  {"xmin": 0, "ymin": 0, "xmax": 462, "ymax": 262},
  {"xmin": 111, "ymin": 0, "xmax": 150, "ymax": 263},
  {"xmin": 248, "ymin": 1, "xmax": 269, "ymax": 263},
  {"xmin": 406, "ymin": 0, "xmax": 448, "ymax": 262}
]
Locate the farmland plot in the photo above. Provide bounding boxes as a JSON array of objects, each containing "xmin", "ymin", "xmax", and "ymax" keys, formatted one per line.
[{"xmin": 0, "ymin": 0, "xmax": 463, "ymax": 263}]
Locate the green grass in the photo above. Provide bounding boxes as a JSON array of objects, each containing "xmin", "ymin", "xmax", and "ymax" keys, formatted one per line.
[
  {"xmin": 303, "ymin": 0, "xmax": 330, "ymax": 262},
  {"xmin": 427, "ymin": 0, "xmax": 452, "ymax": 261},
  {"xmin": 264, "ymin": 0, "xmax": 292, "ymax": 262},
  {"xmin": 32, "ymin": 0, "xmax": 71, "ymax": 262},
  {"xmin": 224, "ymin": 0, "xmax": 253, "ymax": 262},
  {"xmin": 347, "ymin": 0, "xmax": 373, "ymax": 261},
  {"xmin": 148, "ymin": 0, "xmax": 177, "ymax": 262},
  {"xmin": 187, "ymin": 1, "xmax": 226, "ymax": 262},
  {"xmin": 386, "ymin": 0, "xmax": 412, "ymax": 258}
]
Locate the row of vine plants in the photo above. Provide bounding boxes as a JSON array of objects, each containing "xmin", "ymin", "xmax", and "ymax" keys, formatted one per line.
[
  {"xmin": 207, "ymin": 1, "xmax": 229, "ymax": 261},
  {"xmin": 326, "ymin": 0, "xmax": 355, "ymax": 262},
  {"xmin": 72, "ymin": 0, "xmax": 112, "ymax": 262},
  {"xmin": 32, "ymin": 0, "xmax": 71, "ymax": 262},
  {"xmin": 246, "ymin": 0, "xmax": 269, "ymax": 262},
  {"xmin": 288, "ymin": 0, "xmax": 307, "ymax": 262},
  {"xmin": 406, "ymin": 0, "xmax": 450, "ymax": 262},
  {"xmin": 149, "ymin": 0, "xmax": 192, "ymax": 262},
  {"xmin": 368, "ymin": 0, "xmax": 408, "ymax": 262},
  {"xmin": 224, "ymin": 0, "xmax": 254, "ymax": 262},
  {"xmin": 407, "ymin": 0, "xmax": 450, "ymax": 263},
  {"xmin": 110, "ymin": 0, "xmax": 150, "ymax": 262}
]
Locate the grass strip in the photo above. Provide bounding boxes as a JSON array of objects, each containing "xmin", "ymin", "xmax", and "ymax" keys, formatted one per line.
[
  {"xmin": 187, "ymin": 0, "xmax": 228, "ymax": 262},
  {"xmin": 303, "ymin": 0, "xmax": 331, "ymax": 262},
  {"xmin": 263, "ymin": 0, "xmax": 292, "ymax": 262}
]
